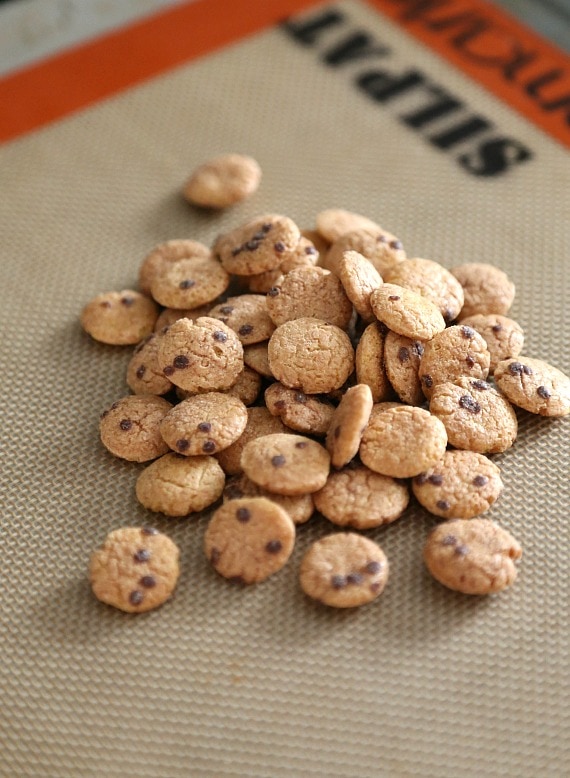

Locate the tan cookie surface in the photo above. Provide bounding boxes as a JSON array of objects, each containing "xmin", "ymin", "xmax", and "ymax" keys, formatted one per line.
[
  {"xmin": 223, "ymin": 366, "xmax": 261, "ymax": 406},
  {"xmin": 315, "ymin": 209, "xmax": 381, "ymax": 243},
  {"xmin": 99, "ymin": 395, "xmax": 172, "ymax": 462},
  {"xmin": 183, "ymin": 153, "xmax": 261, "ymax": 208},
  {"xmin": 314, "ymin": 464, "xmax": 409, "ymax": 529},
  {"xmin": 243, "ymin": 342, "xmax": 274, "ymax": 377},
  {"xmin": 418, "ymin": 324, "xmax": 491, "ymax": 400},
  {"xmin": 326, "ymin": 384, "xmax": 373, "ymax": 468},
  {"xmin": 216, "ymin": 406, "xmax": 287, "ymax": 475},
  {"xmin": 205, "ymin": 497, "xmax": 295, "ymax": 584},
  {"xmin": 384, "ymin": 331, "xmax": 425, "ymax": 406},
  {"xmin": 149, "ymin": 255, "xmax": 230, "ymax": 309},
  {"xmin": 265, "ymin": 383, "xmax": 335, "ymax": 437},
  {"xmin": 429, "ymin": 377, "xmax": 518, "ymax": 453},
  {"xmin": 324, "ymin": 227, "xmax": 405, "ymax": 276},
  {"xmin": 359, "ymin": 405, "xmax": 447, "ymax": 478},
  {"xmin": 136, "ymin": 453, "xmax": 225, "ymax": 516},
  {"xmin": 370, "ymin": 283, "xmax": 446, "ymax": 341},
  {"xmin": 154, "ymin": 304, "xmax": 214, "ymax": 331},
  {"xmin": 89, "ymin": 527, "xmax": 180, "ymax": 613},
  {"xmin": 81, "ymin": 290, "xmax": 159, "ymax": 345},
  {"xmin": 159, "ymin": 392, "xmax": 248, "ymax": 455},
  {"xmin": 139, "ymin": 239, "xmax": 211, "ymax": 295},
  {"xmin": 458, "ymin": 314, "xmax": 524, "ymax": 373},
  {"xmin": 217, "ymin": 214, "xmax": 301, "ymax": 276},
  {"xmin": 268, "ymin": 318, "xmax": 354, "ymax": 394},
  {"xmin": 247, "ymin": 236, "xmax": 319, "ymax": 294},
  {"xmin": 208, "ymin": 294, "xmax": 275, "ymax": 345},
  {"xmin": 126, "ymin": 331, "xmax": 173, "ymax": 396},
  {"xmin": 337, "ymin": 250, "xmax": 383, "ymax": 323},
  {"xmin": 241, "ymin": 433, "xmax": 330, "ymax": 495},
  {"xmin": 266, "ymin": 266, "xmax": 353, "ymax": 329},
  {"xmin": 355, "ymin": 322, "xmax": 393, "ymax": 403},
  {"xmin": 494, "ymin": 357, "xmax": 570, "ymax": 417},
  {"xmin": 423, "ymin": 519, "xmax": 522, "ymax": 595},
  {"xmin": 452, "ymin": 263, "xmax": 515, "ymax": 318},
  {"xmin": 299, "ymin": 533, "xmax": 389, "ymax": 608},
  {"xmin": 223, "ymin": 474, "xmax": 314, "ymax": 525},
  {"xmin": 413, "ymin": 450, "xmax": 503, "ymax": 519},
  {"xmin": 384, "ymin": 258, "xmax": 465, "ymax": 323}
]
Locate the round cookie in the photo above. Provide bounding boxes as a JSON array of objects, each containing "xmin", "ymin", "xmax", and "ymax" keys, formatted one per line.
[
  {"xmin": 423, "ymin": 518, "xmax": 522, "ymax": 595},
  {"xmin": 89, "ymin": 527, "xmax": 180, "ymax": 613},
  {"xmin": 154, "ymin": 304, "xmax": 214, "ymax": 331},
  {"xmin": 126, "ymin": 331, "xmax": 173, "ymax": 396},
  {"xmin": 223, "ymin": 474, "xmax": 314, "ymax": 525},
  {"xmin": 81, "ymin": 290, "xmax": 159, "ymax": 345},
  {"xmin": 337, "ymin": 250, "xmax": 383, "ymax": 323},
  {"xmin": 314, "ymin": 464, "xmax": 409, "ymax": 529},
  {"xmin": 208, "ymin": 294, "xmax": 275, "ymax": 345},
  {"xmin": 136, "ymin": 453, "xmax": 225, "ymax": 516},
  {"xmin": 223, "ymin": 366, "xmax": 262, "ymax": 406},
  {"xmin": 451, "ymin": 263, "xmax": 515, "ymax": 319},
  {"xmin": 355, "ymin": 322, "xmax": 393, "ymax": 403},
  {"xmin": 139, "ymin": 239, "xmax": 211, "ymax": 295},
  {"xmin": 418, "ymin": 324, "xmax": 491, "ymax": 400},
  {"xmin": 183, "ymin": 153, "xmax": 261, "ymax": 208},
  {"xmin": 156, "ymin": 316, "xmax": 243, "ymax": 392},
  {"xmin": 247, "ymin": 236, "xmax": 319, "ymax": 294},
  {"xmin": 241, "ymin": 433, "xmax": 330, "ymax": 495},
  {"xmin": 326, "ymin": 384, "xmax": 373, "ymax": 468},
  {"xmin": 265, "ymin": 382, "xmax": 335, "ymax": 437},
  {"xmin": 413, "ymin": 450, "xmax": 503, "ymax": 519},
  {"xmin": 205, "ymin": 497, "xmax": 295, "ymax": 584},
  {"xmin": 268, "ymin": 318, "xmax": 354, "ymax": 394},
  {"xmin": 315, "ymin": 209, "xmax": 381, "ymax": 243},
  {"xmin": 159, "ymin": 392, "xmax": 248, "ymax": 456},
  {"xmin": 457, "ymin": 314, "xmax": 524, "ymax": 373},
  {"xmin": 494, "ymin": 357, "xmax": 570, "ymax": 417},
  {"xmin": 216, "ymin": 406, "xmax": 287, "ymax": 475},
  {"xmin": 429, "ymin": 377, "xmax": 518, "ymax": 453},
  {"xmin": 324, "ymin": 227, "xmax": 405, "ymax": 277},
  {"xmin": 359, "ymin": 405, "xmax": 447, "ymax": 478},
  {"xmin": 99, "ymin": 395, "xmax": 172, "ymax": 462},
  {"xmin": 384, "ymin": 331, "xmax": 425, "ymax": 406},
  {"xmin": 243, "ymin": 342, "xmax": 274, "ymax": 378},
  {"xmin": 149, "ymin": 255, "xmax": 230, "ymax": 309},
  {"xmin": 266, "ymin": 266, "xmax": 353, "ymax": 329},
  {"xmin": 299, "ymin": 532, "xmax": 389, "ymax": 608},
  {"xmin": 217, "ymin": 214, "xmax": 301, "ymax": 276},
  {"xmin": 384, "ymin": 257, "xmax": 465, "ymax": 323},
  {"xmin": 370, "ymin": 283, "xmax": 446, "ymax": 341}
]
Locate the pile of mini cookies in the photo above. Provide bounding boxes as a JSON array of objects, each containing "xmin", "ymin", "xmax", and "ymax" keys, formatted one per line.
[{"xmin": 84, "ymin": 153, "xmax": 570, "ymax": 613}]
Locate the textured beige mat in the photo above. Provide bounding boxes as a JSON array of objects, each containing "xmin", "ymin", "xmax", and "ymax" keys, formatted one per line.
[{"xmin": 1, "ymin": 2, "xmax": 569, "ymax": 776}]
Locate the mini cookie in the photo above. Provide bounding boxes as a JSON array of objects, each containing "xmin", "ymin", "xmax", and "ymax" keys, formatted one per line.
[
  {"xmin": 451, "ymin": 263, "xmax": 515, "ymax": 318},
  {"xmin": 243, "ymin": 342, "xmax": 274, "ymax": 378},
  {"xmin": 384, "ymin": 258, "xmax": 465, "ymax": 323},
  {"xmin": 268, "ymin": 318, "xmax": 354, "ymax": 394},
  {"xmin": 136, "ymin": 453, "xmax": 225, "ymax": 516},
  {"xmin": 224, "ymin": 366, "xmax": 261, "ymax": 406},
  {"xmin": 265, "ymin": 383, "xmax": 335, "ymax": 437},
  {"xmin": 205, "ymin": 497, "xmax": 295, "ymax": 584},
  {"xmin": 314, "ymin": 464, "xmax": 409, "ymax": 529},
  {"xmin": 149, "ymin": 255, "xmax": 230, "ymax": 309},
  {"xmin": 494, "ymin": 357, "xmax": 570, "ymax": 417},
  {"xmin": 216, "ymin": 406, "xmax": 287, "ymax": 475},
  {"xmin": 324, "ymin": 227, "xmax": 405, "ymax": 277},
  {"xmin": 159, "ymin": 392, "xmax": 248, "ymax": 456},
  {"xmin": 299, "ymin": 533, "xmax": 389, "ymax": 608},
  {"xmin": 457, "ymin": 314, "xmax": 524, "ymax": 373},
  {"xmin": 429, "ymin": 377, "xmax": 518, "ymax": 453},
  {"xmin": 208, "ymin": 294, "xmax": 275, "ymax": 344},
  {"xmin": 223, "ymin": 474, "xmax": 314, "ymax": 525},
  {"xmin": 326, "ymin": 384, "xmax": 373, "ymax": 468},
  {"xmin": 337, "ymin": 250, "xmax": 383, "ymax": 323},
  {"xmin": 139, "ymin": 239, "xmax": 211, "ymax": 295},
  {"xmin": 370, "ymin": 284, "xmax": 446, "ymax": 341},
  {"xmin": 126, "ymin": 331, "xmax": 173, "ymax": 396},
  {"xmin": 301, "ymin": 228, "xmax": 331, "ymax": 257},
  {"xmin": 217, "ymin": 214, "xmax": 301, "ymax": 276},
  {"xmin": 423, "ymin": 519, "xmax": 522, "ymax": 595},
  {"xmin": 315, "ymin": 209, "xmax": 381, "ymax": 243},
  {"xmin": 359, "ymin": 405, "xmax": 447, "ymax": 478},
  {"xmin": 418, "ymin": 325, "xmax": 491, "ymax": 400},
  {"xmin": 241, "ymin": 433, "xmax": 330, "ymax": 495},
  {"xmin": 413, "ymin": 450, "xmax": 503, "ymax": 519},
  {"xmin": 247, "ymin": 236, "xmax": 319, "ymax": 294},
  {"xmin": 89, "ymin": 527, "xmax": 180, "ymax": 613},
  {"xmin": 81, "ymin": 290, "xmax": 159, "ymax": 345},
  {"xmin": 183, "ymin": 153, "xmax": 261, "ymax": 208},
  {"xmin": 266, "ymin": 266, "xmax": 353, "ymax": 329},
  {"xmin": 99, "ymin": 395, "xmax": 172, "ymax": 462},
  {"xmin": 154, "ymin": 304, "xmax": 214, "ymax": 331},
  {"xmin": 157, "ymin": 316, "xmax": 243, "ymax": 392},
  {"xmin": 384, "ymin": 331, "xmax": 425, "ymax": 406},
  {"xmin": 355, "ymin": 322, "xmax": 393, "ymax": 402}
]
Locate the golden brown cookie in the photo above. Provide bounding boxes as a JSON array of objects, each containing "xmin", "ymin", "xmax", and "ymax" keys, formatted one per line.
[
  {"xmin": 135, "ymin": 453, "xmax": 225, "ymax": 516},
  {"xmin": 315, "ymin": 209, "xmax": 381, "ymax": 243},
  {"xmin": 216, "ymin": 406, "xmax": 287, "ymax": 476},
  {"xmin": 370, "ymin": 283, "xmax": 446, "ymax": 341},
  {"xmin": 241, "ymin": 433, "xmax": 330, "ymax": 495},
  {"xmin": 323, "ymin": 227, "xmax": 405, "ymax": 277},
  {"xmin": 301, "ymin": 228, "xmax": 331, "ymax": 257},
  {"xmin": 154, "ymin": 304, "xmax": 215, "ymax": 331},
  {"xmin": 89, "ymin": 527, "xmax": 180, "ymax": 613},
  {"xmin": 418, "ymin": 324, "xmax": 491, "ymax": 400},
  {"xmin": 205, "ymin": 497, "xmax": 295, "ymax": 583},
  {"xmin": 299, "ymin": 533, "xmax": 389, "ymax": 608},
  {"xmin": 99, "ymin": 395, "xmax": 172, "ymax": 462},
  {"xmin": 494, "ymin": 357, "xmax": 570, "ymax": 417},
  {"xmin": 355, "ymin": 322, "xmax": 393, "ymax": 403},
  {"xmin": 243, "ymin": 342, "xmax": 274, "ymax": 378},
  {"xmin": 265, "ymin": 266, "xmax": 353, "ymax": 329},
  {"xmin": 384, "ymin": 257, "xmax": 465, "ymax": 323},
  {"xmin": 383, "ymin": 331, "xmax": 425, "ymax": 406},
  {"xmin": 81, "ymin": 290, "xmax": 159, "ymax": 345},
  {"xmin": 208, "ymin": 294, "xmax": 276, "ymax": 345},
  {"xmin": 139, "ymin": 239, "xmax": 211, "ymax": 295},
  {"xmin": 149, "ymin": 256, "xmax": 230, "ymax": 309},
  {"xmin": 223, "ymin": 474, "xmax": 314, "ymax": 525},
  {"xmin": 246, "ymin": 236, "xmax": 319, "ymax": 294},
  {"xmin": 423, "ymin": 519, "xmax": 522, "ymax": 595},
  {"xmin": 457, "ymin": 314, "xmax": 524, "ymax": 373},
  {"xmin": 336, "ymin": 250, "xmax": 383, "ymax": 323},
  {"xmin": 217, "ymin": 214, "xmax": 301, "ymax": 276},
  {"xmin": 183, "ymin": 153, "xmax": 262, "ymax": 208},
  {"xmin": 326, "ymin": 384, "xmax": 373, "ymax": 468},
  {"xmin": 359, "ymin": 405, "xmax": 447, "ymax": 478},
  {"xmin": 413, "ymin": 450, "xmax": 503, "ymax": 519},
  {"xmin": 126, "ymin": 331, "xmax": 173, "ymax": 396},
  {"xmin": 223, "ymin": 366, "xmax": 261, "ymax": 406},
  {"xmin": 265, "ymin": 383, "xmax": 335, "ymax": 437},
  {"xmin": 452, "ymin": 263, "xmax": 515, "ymax": 318}
]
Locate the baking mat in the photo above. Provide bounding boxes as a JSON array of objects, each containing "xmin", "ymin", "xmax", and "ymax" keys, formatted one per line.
[{"xmin": 1, "ymin": 1, "xmax": 569, "ymax": 776}]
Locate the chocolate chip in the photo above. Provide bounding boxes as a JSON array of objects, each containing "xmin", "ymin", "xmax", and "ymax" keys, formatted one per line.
[
  {"xmin": 135, "ymin": 365, "xmax": 146, "ymax": 379},
  {"xmin": 454, "ymin": 544, "xmax": 468, "ymax": 556},
  {"xmin": 210, "ymin": 548, "xmax": 221, "ymax": 565},
  {"xmin": 377, "ymin": 234, "xmax": 388, "ymax": 243},
  {"xmin": 491, "ymin": 323, "xmax": 503, "ymax": 333},
  {"xmin": 461, "ymin": 326, "xmax": 475, "ymax": 339},
  {"xmin": 238, "ymin": 324, "xmax": 254, "ymax": 336},
  {"xmin": 163, "ymin": 365, "xmax": 175, "ymax": 376},
  {"xmin": 140, "ymin": 575, "xmax": 156, "ymax": 588},
  {"xmin": 458, "ymin": 395, "xmax": 481, "ymax": 414},
  {"xmin": 471, "ymin": 379, "xmax": 490, "ymax": 391},
  {"xmin": 295, "ymin": 441, "xmax": 308, "ymax": 449},
  {"xmin": 173, "ymin": 355, "xmax": 189, "ymax": 369},
  {"xmin": 473, "ymin": 475, "xmax": 488, "ymax": 487},
  {"xmin": 465, "ymin": 355, "xmax": 476, "ymax": 368},
  {"xmin": 133, "ymin": 549, "xmax": 151, "ymax": 563},
  {"xmin": 265, "ymin": 540, "xmax": 283, "ymax": 554},
  {"xmin": 202, "ymin": 440, "xmax": 216, "ymax": 453},
  {"xmin": 334, "ymin": 425, "xmax": 341, "ymax": 439},
  {"xmin": 397, "ymin": 347, "xmax": 410, "ymax": 363},
  {"xmin": 213, "ymin": 331, "xmax": 227, "ymax": 342},
  {"xmin": 537, "ymin": 385, "xmax": 551, "ymax": 399},
  {"xmin": 220, "ymin": 306, "xmax": 234, "ymax": 315},
  {"xmin": 274, "ymin": 400, "xmax": 286, "ymax": 410},
  {"xmin": 428, "ymin": 474, "xmax": 444, "ymax": 486},
  {"xmin": 305, "ymin": 246, "xmax": 316, "ymax": 255},
  {"xmin": 370, "ymin": 582, "xmax": 381, "ymax": 593},
  {"xmin": 176, "ymin": 439, "xmax": 190, "ymax": 452},
  {"xmin": 121, "ymin": 296, "xmax": 135, "ymax": 306},
  {"xmin": 346, "ymin": 572, "xmax": 364, "ymax": 585},
  {"xmin": 271, "ymin": 455, "xmax": 286, "ymax": 467},
  {"xmin": 508, "ymin": 362, "xmax": 524, "ymax": 375},
  {"xmin": 261, "ymin": 223, "xmax": 272, "ymax": 233},
  {"xmin": 331, "ymin": 574, "xmax": 346, "ymax": 589},
  {"xmin": 141, "ymin": 527, "xmax": 158, "ymax": 536},
  {"xmin": 294, "ymin": 392, "xmax": 307, "ymax": 403},
  {"xmin": 268, "ymin": 287, "xmax": 280, "ymax": 296},
  {"xmin": 274, "ymin": 241, "xmax": 286, "ymax": 253},
  {"xmin": 411, "ymin": 341, "xmax": 424, "ymax": 357},
  {"xmin": 251, "ymin": 230, "xmax": 266, "ymax": 241},
  {"xmin": 388, "ymin": 295, "xmax": 400, "ymax": 301},
  {"xmin": 129, "ymin": 591, "xmax": 144, "ymax": 605},
  {"xmin": 110, "ymin": 402, "xmax": 119, "ymax": 410},
  {"xmin": 441, "ymin": 535, "xmax": 456, "ymax": 546},
  {"xmin": 179, "ymin": 279, "xmax": 195, "ymax": 289},
  {"xmin": 197, "ymin": 422, "xmax": 212, "ymax": 432},
  {"xmin": 364, "ymin": 560, "xmax": 382, "ymax": 574},
  {"xmin": 236, "ymin": 507, "xmax": 251, "ymax": 523},
  {"xmin": 443, "ymin": 308, "xmax": 455, "ymax": 324},
  {"xmin": 231, "ymin": 246, "xmax": 242, "ymax": 257},
  {"xmin": 389, "ymin": 240, "xmax": 403, "ymax": 250},
  {"xmin": 415, "ymin": 473, "xmax": 428, "ymax": 485},
  {"xmin": 436, "ymin": 500, "xmax": 450, "ymax": 511},
  {"xmin": 523, "ymin": 365, "xmax": 533, "ymax": 375},
  {"xmin": 245, "ymin": 240, "xmax": 260, "ymax": 251},
  {"xmin": 421, "ymin": 374, "xmax": 433, "ymax": 388},
  {"xmin": 100, "ymin": 300, "xmax": 112, "ymax": 309},
  {"xmin": 119, "ymin": 419, "xmax": 132, "ymax": 431}
]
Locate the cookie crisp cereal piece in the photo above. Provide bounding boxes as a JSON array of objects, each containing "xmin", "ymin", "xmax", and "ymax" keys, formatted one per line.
[
  {"xmin": 494, "ymin": 357, "xmax": 570, "ymax": 417},
  {"xmin": 315, "ymin": 209, "xmax": 381, "ymax": 243},
  {"xmin": 223, "ymin": 474, "xmax": 314, "ymax": 525},
  {"xmin": 418, "ymin": 324, "xmax": 491, "ymax": 400},
  {"xmin": 323, "ymin": 227, "xmax": 405, "ymax": 277},
  {"xmin": 247, "ymin": 236, "xmax": 319, "ymax": 294},
  {"xmin": 457, "ymin": 314, "xmax": 524, "ymax": 373},
  {"xmin": 241, "ymin": 433, "xmax": 330, "ymax": 495},
  {"xmin": 217, "ymin": 214, "xmax": 301, "ymax": 276},
  {"xmin": 383, "ymin": 331, "xmax": 425, "ymax": 406},
  {"xmin": 81, "ymin": 290, "xmax": 159, "ymax": 345},
  {"xmin": 266, "ymin": 266, "xmax": 353, "ymax": 329},
  {"xmin": 337, "ymin": 250, "xmax": 383, "ymax": 323},
  {"xmin": 149, "ymin": 255, "xmax": 230, "ymax": 309},
  {"xmin": 326, "ymin": 383, "xmax": 373, "ymax": 468},
  {"xmin": 139, "ymin": 239, "xmax": 211, "ymax": 295},
  {"xmin": 355, "ymin": 322, "xmax": 393, "ymax": 403},
  {"xmin": 216, "ymin": 406, "xmax": 288, "ymax": 476},
  {"xmin": 384, "ymin": 257, "xmax": 465, "ymax": 323},
  {"xmin": 370, "ymin": 283, "xmax": 446, "ymax": 341},
  {"xmin": 183, "ymin": 153, "xmax": 261, "ymax": 208},
  {"xmin": 208, "ymin": 294, "xmax": 276, "ymax": 345},
  {"xmin": 99, "ymin": 395, "xmax": 172, "ymax": 462},
  {"xmin": 451, "ymin": 263, "xmax": 515, "ymax": 319},
  {"xmin": 127, "ymin": 331, "xmax": 174, "ymax": 396},
  {"xmin": 265, "ymin": 383, "xmax": 335, "ymax": 437}
]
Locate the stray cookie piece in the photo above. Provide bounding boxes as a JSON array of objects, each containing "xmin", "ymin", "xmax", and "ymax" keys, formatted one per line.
[
  {"xmin": 370, "ymin": 284, "xmax": 446, "ymax": 341},
  {"xmin": 265, "ymin": 383, "xmax": 335, "ymax": 437},
  {"xmin": 217, "ymin": 214, "xmax": 301, "ymax": 276},
  {"xmin": 241, "ymin": 433, "xmax": 330, "ymax": 495},
  {"xmin": 183, "ymin": 153, "xmax": 261, "ymax": 208},
  {"xmin": 326, "ymin": 384, "xmax": 373, "ymax": 468},
  {"xmin": 266, "ymin": 266, "xmax": 353, "ymax": 329},
  {"xmin": 223, "ymin": 474, "xmax": 314, "ymax": 524},
  {"xmin": 457, "ymin": 314, "xmax": 524, "ymax": 373},
  {"xmin": 299, "ymin": 533, "xmax": 389, "ymax": 608},
  {"xmin": 99, "ymin": 395, "xmax": 172, "ymax": 462},
  {"xmin": 160, "ymin": 392, "xmax": 248, "ymax": 455},
  {"xmin": 384, "ymin": 257, "xmax": 465, "ymax": 323},
  {"xmin": 452, "ymin": 263, "xmax": 515, "ymax": 319},
  {"xmin": 418, "ymin": 324, "xmax": 491, "ymax": 400},
  {"xmin": 337, "ymin": 250, "xmax": 383, "ymax": 323},
  {"xmin": 423, "ymin": 519, "xmax": 522, "ymax": 595},
  {"xmin": 89, "ymin": 527, "xmax": 180, "ymax": 613},
  {"xmin": 81, "ymin": 290, "xmax": 159, "ymax": 345},
  {"xmin": 139, "ymin": 239, "xmax": 211, "ymax": 295},
  {"xmin": 494, "ymin": 357, "xmax": 570, "ymax": 417},
  {"xmin": 205, "ymin": 497, "xmax": 295, "ymax": 583}
]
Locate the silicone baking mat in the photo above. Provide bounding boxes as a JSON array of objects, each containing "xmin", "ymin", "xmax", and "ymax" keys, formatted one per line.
[{"xmin": 1, "ymin": 1, "xmax": 569, "ymax": 776}]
